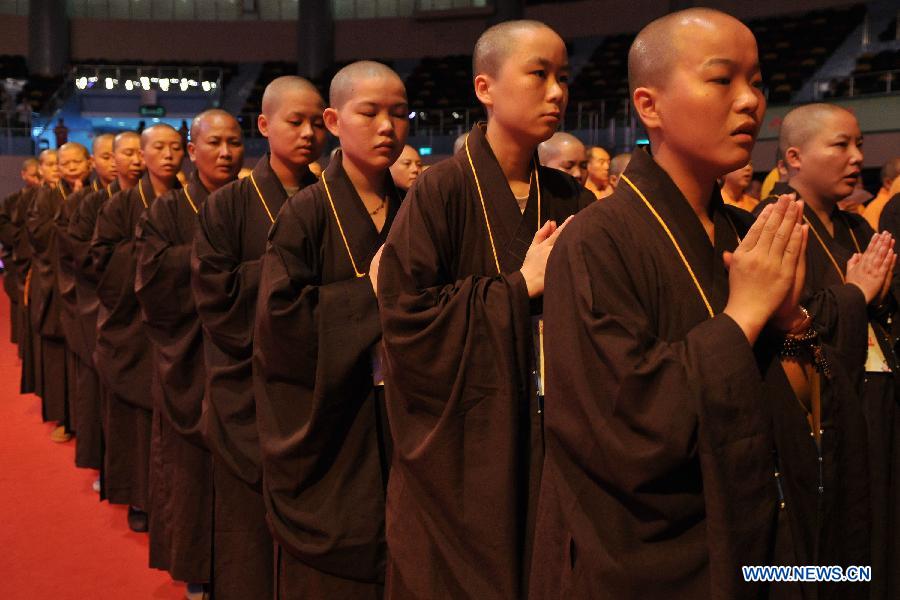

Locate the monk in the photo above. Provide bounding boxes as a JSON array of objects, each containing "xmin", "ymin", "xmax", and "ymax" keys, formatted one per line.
[
  {"xmin": 585, "ymin": 145, "xmax": 612, "ymax": 199},
  {"xmin": 191, "ymin": 76, "xmax": 326, "ymax": 600},
  {"xmin": 69, "ymin": 131, "xmax": 144, "ymax": 488},
  {"xmin": 54, "ymin": 135, "xmax": 116, "ymax": 467},
  {"xmin": 254, "ymin": 61, "xmax": 407, "ymax": 599},
  {"xmin": 538, "ymin": 131, "xmax": 587, "ymax": 185},
  {"xmin": 530, "ymin": 10, "xmax": 881, "ymax": 599},
  {"xmin": 608, "ymin": 151, "xmax": 632, "ymax": 188},
  {"xmin": 91, "ymin": 124, "xmax": 183, "ymax": 532},
  {"xmin": 0, "ymin": 158, "xmax": 41, "ymax": 346},
  {"xmin": 137, "ymin": 110, "xmax": 244, "ymax": 598},
  {"xmin": 27, "ymin": 143, "xmax": 91, "ymax": 442},
  {"xmin": 863, "ymin": 157, "xmax": 900, "ymax": 230},
  {"xmin": 377, "ymin": 20, "xmax": 593, "ymax": 599},
  {"xmin": 14, "ymin": 150, "xmax": 58, "ymax": 396},
  {"xmin": 759, "ymin": 103, "xmax": 896, "ymax": 598},
  {"xmin": 389, "ymin": 144, "xmax": 422, "ymax": 194},
  {"xmin": 721, "ymin": 161, "xmax": 757, "ymax": 212}
]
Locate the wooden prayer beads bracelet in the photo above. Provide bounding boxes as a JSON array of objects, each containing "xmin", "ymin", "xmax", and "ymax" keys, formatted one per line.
[{"xmin": 780, "ymin": 327, "xmax": 832, "ymax": 379}]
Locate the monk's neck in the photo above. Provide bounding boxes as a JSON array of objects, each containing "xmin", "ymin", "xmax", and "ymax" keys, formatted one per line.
[
  {"xmin": 790, "ymin": 178, "xmax": 835, "ymax": 234},
  {"xmin": 722, "ymin": 180, "xmax": 744, "ymax": 202},
  {"xmin": 652, "ymin": 144, "xmax": 715, "ymax": 224},
  {"xmin": 268, "ymin": 153, "xmax": 305, "ymax": 191},
  {"xmin": 342, "ymin": 155, "xmax": 386, "ymax": 199},
  {"xmin": 197, "ymin": 171, "xmax": 229, "ymax": 195},
  {"xmin": 99, "ymin": 172, "xmax": 116, "ymax": 187},
  {"xmin": 485, "ymin": 121, "xmax": 535, "ymax": 186},
  {"xmin": 149, "ymin": 172, "xmax": 176, "ymax": 198},
  {"xmin": 117, "ymin": 174, "xmax": 138, "ymax": 191}
]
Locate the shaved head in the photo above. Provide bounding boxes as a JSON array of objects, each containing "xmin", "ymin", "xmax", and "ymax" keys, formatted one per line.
[
  {"xmin": 114, "ymin": 130, "xmax": 140, "ymax": 151},
  {"xmin": 141, "ymin": 123, "xmax": 180, "ymax": 148},
  {"xmin": 538, "ymin": 132, "xmax": 584, "ymax": 163},
  {"xmin": 21, "ymin": 157, "xmax": 38, "ymax": 171},
  {"xmin": 329, "ymin": 61, "xmax": 404, "ymax": 109},
  {"xmin": 453, "ymin": 133, "xmax": 468, "ymax": 155},
  {"xmin": 473, "ymin": 19, "xmax": 556, "ymax": 78},
  {"xmin": 59, "ymin": 141, "xmax": 89, "ymax": 160},
  {"xmin": 39, "ymin": 149, "xmax": 57, "ymax": 163},
  {"xmin": 92, "ymin": 133, "xmax": 115, "ymax": 154},
  {"xmin": 779, "ymin": 103, "xmax": 851, "ymax": 155},
  {"xmin": 628, "ymin": 8, "xmax": 751, "ymax": 95},
  {"xmin": 262, "ymin": 75, "xmax": 323, "ymax": 117},
  {"xmin": 609, "ymin": 152, "xmax": 632, "ymax": 179},
  {"xmin": 881, "ymin": 157, "xmax": 900, "ymax": 184},
  {"xmin": 191, "ymin": 108, "xmax": 240, "ymax": 141}
]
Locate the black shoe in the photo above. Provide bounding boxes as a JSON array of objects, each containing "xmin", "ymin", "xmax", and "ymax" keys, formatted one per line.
[{"xmin": 127, "ymin": 506, "xmax": 148, "ymax": 533}]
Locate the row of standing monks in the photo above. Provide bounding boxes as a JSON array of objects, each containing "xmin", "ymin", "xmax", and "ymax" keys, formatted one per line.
[{"xmin": 3, "ymin": 10, "xmax": 900, "ymax": 600}]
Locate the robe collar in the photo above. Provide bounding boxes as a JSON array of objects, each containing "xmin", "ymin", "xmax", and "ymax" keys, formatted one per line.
[
  {"xmin": 182, "ymin": 170, "xmax": 212, "ymax": 214},
  {"xmin": 462, "ymin": 123, "xmax": 542, "ymax": 273},
  {"xmin": 322, "ymin": 149, "xmax": 401, "ymax": 273},
  {"xmin": 252, "ymin": 153, "xmax": 317, "ymax": 204},
  {"xmin": 620, "ymin": 147, "xmax": 740, "ymax": 313},
  {"xmin": 782, "ymin": 184, "xmax": 863, "ymax": 266},
  {"xmin": 136, "ymin": 171, "xmax": 182, "ymax": 208}
]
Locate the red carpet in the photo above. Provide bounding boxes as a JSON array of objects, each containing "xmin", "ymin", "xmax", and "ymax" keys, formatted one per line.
[{"xmin": 0, "ymin": 284, "xmax": 185, "ymax": 599}]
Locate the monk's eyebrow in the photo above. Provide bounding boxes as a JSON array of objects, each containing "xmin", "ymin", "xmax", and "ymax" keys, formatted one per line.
[
  {"xmin": 526, "ymin": 57, "xmax": 569, "ymax": 71},
  {"xmin": 702, "ymin": 57, "xmax": 736, "ymax": 68}
]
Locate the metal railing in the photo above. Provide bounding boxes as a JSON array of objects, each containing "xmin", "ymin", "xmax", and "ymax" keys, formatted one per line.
[{"xmin": 813, "ymin": 69, "xmax": 899, "ymax": 100}]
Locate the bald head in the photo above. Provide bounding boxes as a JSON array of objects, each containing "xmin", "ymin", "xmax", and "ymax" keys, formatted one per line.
[
  {"xmin": 538, "ymin": 132, "xmax": 584, "ymax": 163},
  {"xmin": 881, "ymin": 157, "xmax": 900, "ymax": 186},
  {"xmin": 609, "ymin": 153, "xmax": 632, "ymax": 180},
  {"xmin": 779, "ymin": 103, "xmax": 852, "ymax": 156},
  {"xmin": 59, "ymin": 141, "xmax": 89, "ymax": 160},
  {"xmin": 141, "ymin": 123, "xmax": 180, "ymax": 148},
  {"xmin": 473, "ymin": 20, "xmax": 556, "ymax": 78},
  {"xmin": 190, "ymin": 108, "xmax": 240, "ymax": 142},
  {"xmin": 453, "ymin": 133, "xmax": 468, "ymax": 155},
  {"xmin": 92, "ymin": 133, "xmax": 115, "ymax": 154},
  {"xmin": 628, "ymin": 8, "xmax": 751, "ymax": 95},
  {"xmin": 329, "ymin": 61, "xmax": 404, "ymax": 109},
  {"xmin": 20, "ymin": 157, "xmax": 40, "ymax": 187},
  {"xmin": 262, "ymin": 75, "xmax": 323, "ymax": 117},
  {"xmin": 39, "ymin": 149, "xmax": 57, "ymax": 163},
  {"xmin": 114, "ymin": 131, "xmax": 140, "ymax": 151},
  {"xmin": 21, "ymin": 157, "xmax": 38, "ymax": 171}
]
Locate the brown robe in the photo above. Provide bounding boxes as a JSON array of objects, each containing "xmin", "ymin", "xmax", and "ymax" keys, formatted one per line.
[
  {"xmin": 56, "ymin": 179, "xmax": 104, "ymax": 467},
  {"xmin": 255, "ymin": 152, "xmax": 397, "ymax": 598},
  {"xmin": 192, "ymin": 155, "xmax": 315, "ymax": 600},
  {"xmin": 12, "ymin": 185, "xmax": 40, "ymax": 394},
  {"xmin": 136, "ymin": 171, "xmax": 214, "ymax": 584},
  {"xmin": 759, "ymin": 191, "xmax": 891, "ymax": 598},
  {"xmin": 68, "ymin": 181, "xmax": 120, "ymax": 473},
  {"xmin": 377, "ymin": 124, "xmax": 593, "ymax": 599},
  {"xmin": 0, "ymin": 190, "xmax": 21, "ymax": 344},
  {"xmin": 91, "ymin": 174, "xmax": 174, "ymax": 509},
  {"xmin": 28, "ymin": 179, "xmax": 84, "ymax": 426},
  {"xmin": 529, "ymin": 148, "xmax": 869, "ymax": 599}
]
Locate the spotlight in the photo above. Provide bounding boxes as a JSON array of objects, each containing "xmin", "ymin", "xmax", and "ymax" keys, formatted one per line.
[
  {"xmin": 180, "ymin": 79, "xmax": 189, "ymax": 92},
  {"xmin": 140, "ymin": 76, "xmax": 150, "ymax": 91},
  {"xmin": 159, "ymin": 79, "xmax": 170, "ymax": 92},
  {"xmin": 201, "ymin": 81, "xmax": 211, "ymax": 92},
  {"xmin": 105, "ymin": 77, "xmax": 114, "ymax": 90},
  {"xmin": 125, "ymin": 80, "xmax": 134, "ymax": 91},
  {"xmin": 75, "ymin": 77, "xmax": 87, "ymax": 90}
]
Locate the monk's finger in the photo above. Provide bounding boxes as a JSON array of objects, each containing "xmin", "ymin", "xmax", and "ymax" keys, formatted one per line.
[
  {"xmin": 740, "ymin": 203, "xmax": 774, "ymax": 249},
  {"xmin": 769, "ymin": 200, "xmax": 800, "ymax": 257}
]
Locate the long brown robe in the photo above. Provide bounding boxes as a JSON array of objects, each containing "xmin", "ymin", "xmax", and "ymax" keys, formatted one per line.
[
  {"xmin": 0, "ymin": 190, "xmax": 22, "ymax": 344},
  {"xmin": 529, "ymin": 149, "xmax": 869, "ymax": 600},
  {"xmin": 56, "ymin": 179, "xmax": 104, "ymax": 466},
  {"xmin": 255, "ymin": 152, "xmax": 398, "ymax": 598},
  {"xmin": 758, "ymin": 191, "xmax": 894, "ymax": 598},
  {"xmin": 92, "ymin": 174, "xmax": 174, "ymax": 509},
  {"xmin": 192, "ymin": 155, "xmax": 315, "ymax": 600},
  {"xmin": 136, "ymin": 171, "xmax": 214, "ymax": 584},
  {"xmin": 28, "ymin": 179, "xmax": 85, "ymax": 427},
  {"xmin": 68, "ymin": 181, "xmax": 120, "ymax": 474},
  {"xmin": 12, "ymin": 185, "xmax": 40, "ymax": 394},
  {"xmin": 377, "ymin": 124, "xmax": 593, "ymax": 599}
]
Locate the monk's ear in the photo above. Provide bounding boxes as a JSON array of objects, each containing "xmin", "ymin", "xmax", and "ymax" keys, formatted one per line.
[
  {"xmin": 632, "ymin": 86, "xmax": 660, "ymax": 130},
  {"xmin": 323, "ymin": 108, "xmax": 340, "ymax": 138},
  {"xmin": 187, "ymin": 142, "xmax": 197, "ymax": 164},
  {"xmin": 784, "ymin": 146, "xmax": 802, "ymax": 172},
  {"xmin": 474, "ymin": 74, "xmax": 494, "ymax": 111},
  {"xmin": 257, "ymin": 113, "xmax": 269, "ymax": 139}
]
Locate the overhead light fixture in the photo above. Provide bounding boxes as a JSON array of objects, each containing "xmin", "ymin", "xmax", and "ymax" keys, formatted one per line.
[
  {"xmin": 125, "ymin": 80, "xmax": 134, "ymax": 91},
  {"xmin": 105, "ymin": 77, "xmax": 114, "ymax": 90},
  {"xmin": 159, "ymin": 79, "xmax": 170, "ymax": 91}
]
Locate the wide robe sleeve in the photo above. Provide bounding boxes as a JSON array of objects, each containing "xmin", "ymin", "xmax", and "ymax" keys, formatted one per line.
[
  {"xmin": 254, "ymin": 192, "xmax": 386, "ymax": 582},
  {"xmin": 136, "ymin": 191, "xmax": 205, "ymax": 445},
  {"xmin": 536, "ymin": 209, "xmax": 776, "ymax": 599}
]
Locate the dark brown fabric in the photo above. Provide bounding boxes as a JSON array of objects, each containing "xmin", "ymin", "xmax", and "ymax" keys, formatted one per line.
[
  {"xmin": 275, "ymin": 543, "xmax": 383, "ymax": 600},
  {"xmin": 255, "ymin": 152, "xmax": 397, "ymax": 586},
  {"xmin": 192, "ymin": 155, "xmax": 314, "ymax": 487},
  {"xmin": 0, "ymin": 190, "xmax": 21, "ymax": 344},
  {"xmin": 378, "ymin": 124, "xmax": 592, "ymax": 599},
  {"xmin": 73, "ymin": 353, "xmax": 102, "ymax": 469},
  {"xmin": 92, "ymin": 174, "xmax": 175, "ymax": 508},
  {"xmin": 211, "ymin": 458, "xmax": 274, "ymax": 600},
  {"xmin": 137, "ymin": 172, "xmax": 214, "ymax": 583},
  {"xmin": 529, "ymin": 149, "xmax": 868, "ymax": 600},
  {"xmin": 193, "ymin": 156, "xmax": 313, "ymax": 598},
  {"xmin": 12, "ymin": 186, "xmax": 38, "ymax": 393}
]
